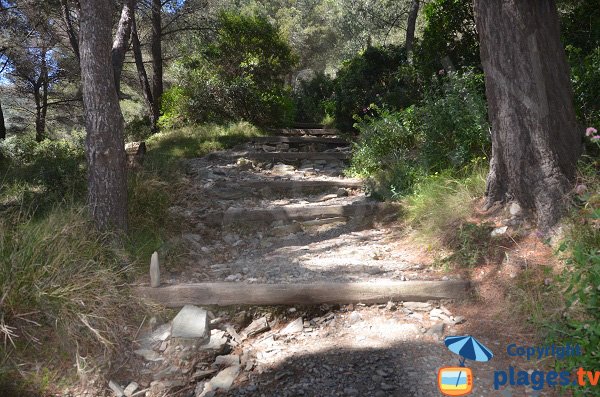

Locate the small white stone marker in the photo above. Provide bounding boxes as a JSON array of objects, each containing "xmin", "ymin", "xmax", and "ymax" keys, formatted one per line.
[{"xmin": 150, "ymin": 251, "xmax": 160, "ymax": 287}]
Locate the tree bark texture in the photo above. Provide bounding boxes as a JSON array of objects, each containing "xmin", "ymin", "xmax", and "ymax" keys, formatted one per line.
[
  {"xmin": 474, "ymin": 0, "xmax": 580, "ymax": 230},
  {"xmin": 79, "ymin": 0, "xmax": 128, "ymax": 232},
  {"xmin": 150, "ymin": 0, "xmax": 163, "ymax": 127},
  {"xmin": 0, "ymin": 97, "xmax": 6, "ymax": 140},
  {"xmin": 405, "ymin": 0, "xmax": 420, "ymax": 62},
  {"xmin": 112, "ymin": 0, "xmax": 136, "ymax": 94}
]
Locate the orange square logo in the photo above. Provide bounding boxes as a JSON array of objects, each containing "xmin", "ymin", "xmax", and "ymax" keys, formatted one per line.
[{"xmin": 437, "ymin": 366, "xmax": 473, "ymax": 396}]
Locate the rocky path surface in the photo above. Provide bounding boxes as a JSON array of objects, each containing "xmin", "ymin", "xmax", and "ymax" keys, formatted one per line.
[{"xmin": 118, "ymin": 128, "xmax": 557, "ymax": 397}]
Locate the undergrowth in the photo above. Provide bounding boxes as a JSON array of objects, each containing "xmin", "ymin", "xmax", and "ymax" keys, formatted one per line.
[{"xmin": 0, "ymin": 121, "xmax": 263, "ymax": 393}]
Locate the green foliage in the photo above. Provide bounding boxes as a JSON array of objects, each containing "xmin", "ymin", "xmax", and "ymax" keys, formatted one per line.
[
  {"xmin": 414, "ymin": 0, "xmax": 480, "ymax": 83},
  {"xmin": 567, "ymin": 46, "xmax": 600, "ymax": 128},
  {"xmin": 551, "ymin": 163, "xmax": 600, "ymax": 396},
  {"xmin": 333, "ymin": 45, "xmax": 420, "ymax": 131},
  {"xmin": 412, "ymin": 70, "xmax": 489, "ymax": 172},
  {"xmin": 0, "ymin": 136, "xmax": 86, "ymax": 197},
  {"xmin": 349, "ymin": 70, "xmax": 489, "ymax": 197},
  {"xmin": 293, "ymin": 72, "xmax": 335, "ymax": 123},
  {"xmin": 167, "ymin": 12, "xmax": 298, "ymax": 127}
]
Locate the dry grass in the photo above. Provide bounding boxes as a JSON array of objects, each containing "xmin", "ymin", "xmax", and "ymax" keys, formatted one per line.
[{"xmin": 0, "ymin": 206, "xmax": 150, "ymax": 392}]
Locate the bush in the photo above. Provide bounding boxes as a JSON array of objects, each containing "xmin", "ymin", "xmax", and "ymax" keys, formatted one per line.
[
  {"xmin": 166, "ymin": 12, "xmax": 298, "ymax": 127},
  {"xmin": 412, "ymin": 69, "xmax": 489, "ymax": 172},
  {"xmin": 414, "ymin": 0, "xmax": 480, "ymax": 84},
  {"xmin": 551, "ymin": 162, "xmax": 600, "ymax": 396},
  {"xmin": 293, "ymin": 72, "xmax": 335, "ymax": 123},
  {"xmin": 0, "ymin": 136, "xmax": 86, "ymax": 196},
  {"xmin": 333, "ymin": 45, "xmax": 420, "ymax": 131},
  {"xmin": 349, "ymin": 69, "xmax": 490, "ymax": 197}
]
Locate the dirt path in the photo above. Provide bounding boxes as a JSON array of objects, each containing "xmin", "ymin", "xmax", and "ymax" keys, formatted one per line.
[{"xmin": 120, "ymin": 128, "xmax": 557, "ymax": 397}]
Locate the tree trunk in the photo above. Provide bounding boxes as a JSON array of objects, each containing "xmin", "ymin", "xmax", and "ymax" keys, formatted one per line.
[
  {"xmin": 405, "ymin": 0, "xmax": 420, "ymax": 63},
  {"xmin": 79, "ymin": 0, "xmax": 128, "ymax": 232},
  {"xmin": 0, "ymin": 97, "xmax": 6, "ymax": 140},
  {"xmin": 34, "ymin": 51, "xmax": 49, "ymax": 142},
  {"xmin": 474, "ymin": 0, "xmax": 581, "ymax": 230},
  {"xmin": 150, "ymin": 0, "xmax": 163, "ymax": 128},
  {"xmin": 131, "ymin": 16, "xmax": 157, "ymax": 129},
  {"xmin": 60, "ymin": 0, "xmax": 80, "ymax": 60},
  {"xmin": 112, "ymin": 0, "xmax": 136, "ymax": 94}
]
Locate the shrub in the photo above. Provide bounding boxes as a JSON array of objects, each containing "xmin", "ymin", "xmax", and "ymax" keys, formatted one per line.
[
  {"xmin": 412, "ymin": 69, "xmax": 489, "ymax": 172},
  {"xmin": 167, "ymin": 12, "xmax": 298, "ymax": 127},
  {"xmin": 293, "ymin": 72, "xmax": 335, "ymax": 123},
  {"xmin": 414, "ymin": 0, "xmax": 480, "ymax": 84},
  {"xmin": 349, "ymin": 69, "xmax": 490, "ymax": 197},
  {"xmin": 551, "ymin": 162, "xmax": 600, "ymax": 396},
  {"xmin": 333, "ymin": 45, "xmax": 420, "ymax": 131}
]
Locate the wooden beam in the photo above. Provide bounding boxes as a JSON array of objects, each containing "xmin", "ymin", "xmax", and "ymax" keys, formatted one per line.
[
  {"xmin": 201, "ymin": 202, "xmax": 397, "ymax": 226},
  {"xmin": 267, "ymin": 128, "xmax": 340, "ymax": 136},
  {"xmin": 212, "ymin": 179, "xmax": 363, "ymax": 194},
  {"xmin": 207, "ymin": 151, "xmax": 350, "ymax": 162},
  {"xmin": 135, "ymin": 280, "xmax": 471, "ymax": 307},
  {"xmin": 251, "ymin": 136, "xmax": 348, "ymax": 145}
]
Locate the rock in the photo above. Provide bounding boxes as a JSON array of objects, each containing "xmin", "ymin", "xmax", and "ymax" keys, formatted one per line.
[
  {"xmin": 241, "ymin": 317, "xmax": 269, "ymax": 338},
  {"xmin": 150, "ymin": 251, "xmax": 160, "ymax": 287},
  {"xmin": 385, "ymin": 301, "xmax": 397, "ymax": 311},
  {"xmin": 453, "ymin": 316, "xmax": 466, "ymax": 324},
  {"xmin": 509, "ymin": 202, "xmax": 522, "ymax": 216},
  {"xmin": 280, "ymin": 318, "xmax": 304, "ymax": 335},
  {"xmin": 214, "ymin": 354, "xmax": 240, "ymax": 367},
  {"xmin": 344, "ymin": 387, "xmax": 359, "ymax": 396},
  {"xmin": 171, "ymin": 305, "xmax": 210, "ymax": 342},
  {"xmin": 271, "ymin": 163, "xmax": 296, "ymax": 175},
  {"xmin": 224, "ymin": 273, "xmax": 243, "ymax": 282},
  {"xmin": 426, "ymin": 322, "xmax": 445, "ymax": 338},
  {"xmin": 348, "ymin": 312, "xmax": 362, "ymax": 324},
  {"xmin": 430, "ymin": 308, "xmax": 453, "ymax": 324},
  {"xmin": 491, "ymin": 226, "xmax": 508, "ymax": 237},
  {"xmin": 123, "ymin": 382, "xmax": 139, "ymax": 397},
  {"xmin": 134, "ymin": 349, "xmax": 163, "ymax": 362},
  {"xmin": 402, "ymin": 302, "xmax": 432, "ymax": 311},
  {"xmin": 206, "ymin": 365, "xmax": 240, "ymax": 392},
  {"xmin": 108, "ymin": 380, "xmax": 125, "ymax": 397},
  {"xmin": 336, "ymin": 188, "xmax": 349, "ymax": 197},
  {"xmin": 200, "ymin": 330, "xmax": 228, "ymax": 352}
]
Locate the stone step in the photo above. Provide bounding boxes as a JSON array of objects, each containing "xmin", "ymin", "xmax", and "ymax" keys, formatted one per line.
[
  {"xmin": 210, "ymin": 179, "xmax": 363, "ymax": 199},
  {"xmin": 136, "ymin": 280, "xmax": 470, "ymax": 307},
  {"xmin": 207, "ymin": 151, "xmax": 350, "ymax": 163},
  {"xmin": 267, "ymin": 128, "xmax": 340, "ymax": 136},
  {"xmin": 251, "ymin": 136, "xmax": 348, "ymax": 145},
  {"xmin": 292, "ymin": 122, "xmax": 325, "ymax": 129},
  {"xmin": 200, "ymin": 202, "xmax": 398, "ymax": 227}
]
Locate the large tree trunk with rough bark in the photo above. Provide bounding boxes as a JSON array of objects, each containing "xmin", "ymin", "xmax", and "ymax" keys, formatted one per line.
[
  {"xmin": 79, "ymin": 0, "xmax": 128, "ymax": 232},
  {"xmin": 150, "ymin": 0, "xmax": 163, "ymax": 129},
  {"xmin": 474, "ymin": 0, "xmax": 581, "ymax": 230},
  {"xmin": 405, "ymin": 0, "xmax": 419, "ymax": 63},
  {"xmin": 112, "ymin": 0, "xmax": 135, "ymax": 94}
]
